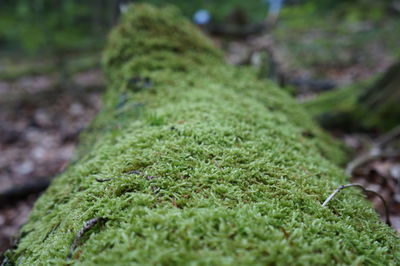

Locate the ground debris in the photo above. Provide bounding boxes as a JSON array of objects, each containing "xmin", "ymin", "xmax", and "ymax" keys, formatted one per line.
[
  {"xmin": 343, "ymin": 131, "xmax": 400, "ymax": 233},
  {"xmin": 0, "ymin": 68, "xmax": 102, "ymax": 253}
]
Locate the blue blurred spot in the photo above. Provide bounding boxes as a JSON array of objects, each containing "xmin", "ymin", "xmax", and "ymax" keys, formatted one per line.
[
  {"xmin": 193, "ymin": 9, "xmax": 211, "ymax": 25},
  {"xmin": 264, "ymin": 0, "xmax": 284, "ymax": 15}
]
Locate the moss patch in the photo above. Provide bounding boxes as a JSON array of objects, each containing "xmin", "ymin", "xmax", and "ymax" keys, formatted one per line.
[
  {"xmin": 8, "ymin": 4, "xmax": 399, "ymax": 265},
  {"xmin": 301, "ymin": 84, "xmax": 364, "ymax": 130},
  {"xmin": 302, "ymin": 74, "xmax": 400, "ymax": 131}
]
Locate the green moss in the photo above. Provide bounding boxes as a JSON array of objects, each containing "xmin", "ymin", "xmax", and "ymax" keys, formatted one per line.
[
  {"xmin": 8, "ymin": 4, "xmax": 399, "ymax": 265},
  {"xmin": 302, "ymin": 86, "xmax": 361, "ymax": 118},
  {"xmin": 302, "ymin": 76, "xmax": 400, "ymax": 131}
]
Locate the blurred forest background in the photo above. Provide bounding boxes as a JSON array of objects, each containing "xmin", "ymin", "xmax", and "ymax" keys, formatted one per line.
[{"xmin": 1, "ymin": 0, "xmax": 400, "ymax": 255}]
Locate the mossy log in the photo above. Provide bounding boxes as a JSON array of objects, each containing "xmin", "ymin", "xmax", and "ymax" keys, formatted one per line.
[
  {"xmin": 304, "ymin": 61, "xmax": 400, "ymax": 131},
  {"xmin": 358, "ymin": 61, "xmax": 400, "ymax": 130},
  {"xmin": 6, "ymin": 4, "xmax": 399, "ymax": 265}
]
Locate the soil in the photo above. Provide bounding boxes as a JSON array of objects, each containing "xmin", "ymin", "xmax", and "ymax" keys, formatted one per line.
[{"xmin": 0, "ymin": 68, "xmax": 104, "ymax": 254}]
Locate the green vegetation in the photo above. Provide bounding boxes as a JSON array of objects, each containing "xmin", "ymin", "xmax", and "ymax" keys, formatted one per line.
[
  {"xmin": 273, "ymin": 1, "xmax": 400, "ymax": 78},
  {"xmin": 6, "ymin": 4, "xmax": 399, "ymax": 265},
  {"xmin": 273, "ymin": 0, "xmax": 400, "ymax": 131},
  {"xmin": 0, "ymin": 0, "xmax": 110, "ymax": 55},
  {"xmin": 302, "ymin": 84, "xmax": 365, "ymax": 130},
  {"xmin": 0, "ymin": 0, "xmax": 268, "ymax": 56},
  {"xmin": 303, "ymin": 63, "xmax": 400, "ymax": 131},
  {"xmin": 0, "ymin": 53, "xmax": 100, "ymax": 81}
]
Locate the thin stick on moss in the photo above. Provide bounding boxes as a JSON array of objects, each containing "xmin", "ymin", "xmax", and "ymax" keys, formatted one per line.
[
  {"xmin": 67, "ymin": 217, "xmax": 106, "ymax": 260},
  {"xmin": 95, "ymin": 178, "xmax": 113, "ymax": 182},
  {"xmin": 322, "ymin": 184, "xmax": 391, "ymax": 226}
]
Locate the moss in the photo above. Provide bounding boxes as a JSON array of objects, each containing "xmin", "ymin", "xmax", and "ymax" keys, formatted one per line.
[
  {"xmin": 302, "ymin": 75, "xmax": 400, "ymax": 131},
  {"xmin": 8, "ymin": 4, "xmax": 399, "ymax": 265},
  {"xmin": 358, "ymin": 62, "xmax": 400, "ymax": 131},
  {"xmin": 301, "ymin": 84, "xmax": 363, "ymax": 130}
]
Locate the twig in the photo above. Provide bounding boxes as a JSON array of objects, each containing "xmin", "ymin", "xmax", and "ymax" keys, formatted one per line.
[
  {"xmin": 124, "ymin": 170, "xmax": 141, "ymax": 175},
  {"xmin": 67, "ymin": 217, "xmax": 106, "ymax": 260},
  {"xmin": 95, "ymin": 178, "xmax": 113, "ymax": 182},
  {"xmin": 322, "ymin": 184, "xmax": 391, "ymax": 226}
]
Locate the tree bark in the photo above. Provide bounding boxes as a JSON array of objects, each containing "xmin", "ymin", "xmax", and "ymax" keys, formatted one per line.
[{"xmin": 5, "ymin": 4, "xmax": 399, "ymax": 265}]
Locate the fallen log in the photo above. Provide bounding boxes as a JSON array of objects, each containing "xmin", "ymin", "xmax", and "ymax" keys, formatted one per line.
[
  {"xmin": 5, "ymin": 4, "xmax": 399, "ymax": 265},
  {"xmin": 303, "ymin": 60, "xmax": 400, "ymax": 131},
  {"xmin": 358, "ymin": 61, "xmax": 400, "ymax": 130}
]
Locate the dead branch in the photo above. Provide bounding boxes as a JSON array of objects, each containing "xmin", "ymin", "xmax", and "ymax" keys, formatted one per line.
[{"xmin": 67, "ymin": 217, "xmax": 107, "ymax": 260}]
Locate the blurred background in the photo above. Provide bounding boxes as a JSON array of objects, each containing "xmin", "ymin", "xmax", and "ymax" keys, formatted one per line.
[{"xmin": 1, "ymin": 0, "xmax": 400, "ymax": 255}]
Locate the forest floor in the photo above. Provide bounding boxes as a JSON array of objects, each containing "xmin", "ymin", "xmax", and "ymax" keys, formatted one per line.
[
  {"xmin": 1, "ymin": 6, "xmax": 400, "ymax": 255},
  {"xmin": 0, "ymin": 62, "xmax": 104, "ymax": 253}
]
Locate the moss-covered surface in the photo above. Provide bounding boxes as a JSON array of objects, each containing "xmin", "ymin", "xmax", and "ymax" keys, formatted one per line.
[
  {"xmin": 301, "ymin": 84, "xmax": 364, "ymax": 130},
  {"xmin": 302, "ymin": 72, "xmax": 400, "ymax": 131},
  {"xmin": 358, "ymin": 62, "xmax": 400, "ymax": 131},
  {"xmin": 7, "ymin": 4, "xmax": 400, "ymax": 265}
]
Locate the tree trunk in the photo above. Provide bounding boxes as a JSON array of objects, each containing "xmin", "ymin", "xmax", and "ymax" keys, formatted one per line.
[{"xmin": 6, "ymin": 4, "xmax": 399, "ymax": 265}]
